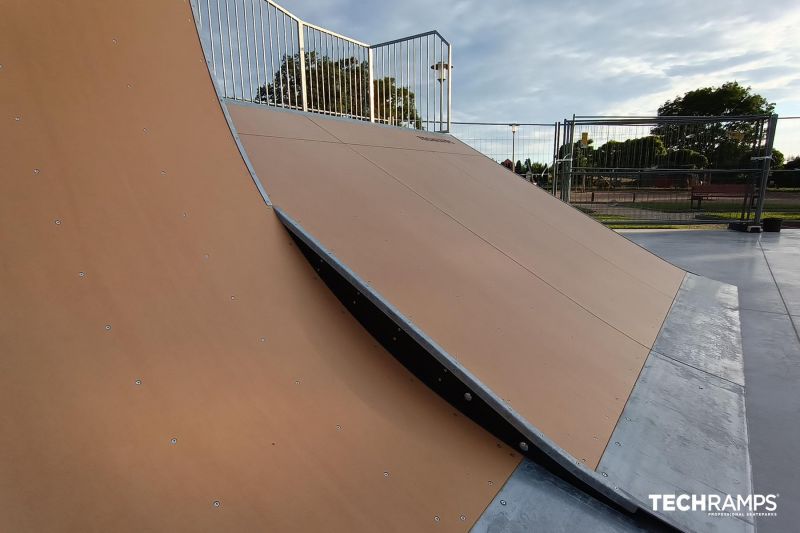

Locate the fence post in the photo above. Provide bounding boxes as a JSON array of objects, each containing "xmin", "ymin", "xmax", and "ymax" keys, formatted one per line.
[
  {"xmin": 297, "ymin": 23, "xmax": 308, "ymax": 112},
  {"xmin": 368, "ymin": 48, "xmax": 375, "ymax": 123},
  {"xmin": 754, "ymin": 114, "xmax": 779, "ymax": 225},
  {"xmin": 552, "ymin": 121, "xmax": 559, "ymax": 196},
  {"xmin": 562, "ymin": 117, "xmax": 575, "ymax": 203},
  {"xmin": 446, "ymin": 45, "xmax": 452, "ymax": 133}
]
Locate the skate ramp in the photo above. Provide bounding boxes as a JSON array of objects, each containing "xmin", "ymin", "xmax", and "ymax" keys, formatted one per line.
[
  {"xmin": 0, "ymin": 2, "xmax": 518, "ymax": 530},
  {"xmin": 229, "ymin": 103, "xmax": 753, "ymax": 532},
  {"xmin": 228, "ymin": 103, "xmax": 686, "ymax": 468},
  {"xmin": 1, "ymin": 0, "xmax": 753, "ymax": 530}
]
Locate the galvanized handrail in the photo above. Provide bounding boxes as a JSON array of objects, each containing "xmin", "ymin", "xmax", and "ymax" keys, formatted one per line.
[{"xmin": 193, "ymin": 0, "xmax": 452, "ymax": 132}]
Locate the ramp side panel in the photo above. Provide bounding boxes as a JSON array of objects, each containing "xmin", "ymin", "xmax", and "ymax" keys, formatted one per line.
[
  {"xmin": 0, "ymin": 2, "xmax": 518, "ymax": 531},
  {"xmin": 233, "ymin": 122, "xmax": 652, "ymax": 468}
]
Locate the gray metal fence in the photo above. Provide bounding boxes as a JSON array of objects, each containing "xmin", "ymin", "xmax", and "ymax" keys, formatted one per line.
[
  {"xmin": 449, "ymin": 116, "xmax": 790, "ymax": 226},
  {"xmin": 448, "ymin": 122, "xmax": 557, "ymax": 183},
  {"xmin": 192, "ymin": 0, "xmax": 451, "ymax": 131},
  {"xmin": 557, "ymin": 115, "xmax": 777, "ymax": 225},
  {"xmin": 371, "ymin": 32, "xmax": 451, "ymax": 132}
]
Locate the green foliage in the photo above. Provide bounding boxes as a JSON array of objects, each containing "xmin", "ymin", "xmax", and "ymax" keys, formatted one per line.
[
  {"xmin": 523, "ymin": 158, "xmax": 533, "ymax": 172},
  {"xmin": 593, "ymin": 136, "xmax": 667, "ymax": 168},
  {"xmin": 373, "ymin": 77, "xmax": 423, "ymax": 129},
  {"xmin": 771, "ymin": 149, "xmax": 785, "ymax": 169},
  {"xmin": 653, "ymin": 82, "xmax": 775, "ymax": 169},
  {"xmin": 656, "ymin": 148, "xmax": 708, "ymax": 169},
  {"xmin": 530, "ymin": 162, "xmax": 547, "ymax": 174},
  {"xmin": 657, "ymin": 81, "xmax": 775, "ymax": 117},
  {"xmin": 257, "ymin": 52, "xmax": 422, "ymax": 129},
  {"xmin": 514, "ymin": 160, "xmax": 524, "ymax": 174}
]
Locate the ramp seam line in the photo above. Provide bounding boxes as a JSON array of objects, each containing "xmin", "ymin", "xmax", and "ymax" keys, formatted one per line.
[
  {"xmin": 650, "ymin": 347, "xmax": 745, "ymax": 388},
  {"xmin": 758, "ymin": 239, "xmax": 800, "ymax": 343},
  {"xmin": 309, "ymin": 119, "xmax": 659, "ymax": 352},
  {"xmin": 236, "ymin": 131, "xmax": 487, "ymax": 157}
]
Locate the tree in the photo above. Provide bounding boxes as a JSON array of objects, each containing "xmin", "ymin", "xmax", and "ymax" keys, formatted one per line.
[
  {"xmin": 530, "ymin": 162, "xmax": 547, "ymax": 175},
  {"xmin": 656, "ymin": 148, "xmax": 708, "ymax": 169},
  {"xmin": 523, "ymin": 158, "xmax": 533, "ymax": 173},
  {"xmin": 256, "ymin": 52, "xmax": 422, "ymax": 129},
  {"xmin": 771, "ymin": 148, "xmax": 785, "ymax": 169},
  {"xmin": 785, "ymin": 156, "xmax": 800, "ymax": 171},
  {"xmin": 373, "ymin": 77, "xmax": 422, "ymax": 129},
  {"xmin": 654, "ymin": 82, "xmax": 775, "ymax": 169},
  {"xmin": 657, "ymin": 81, "xmax": 775, "ymax": 117},
  {"xmin": 514, "ymin": 160, "xmax": 524, "ymax": 174},
  {"xmin": 558, "ymin": 138, "xmax": 595, "ymax": 167},
  {"xmin": 594, "ymin": 136, "xmax": 666, "ymax": 168}
]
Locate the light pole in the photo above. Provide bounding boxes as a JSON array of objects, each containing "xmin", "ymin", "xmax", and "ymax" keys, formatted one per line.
[
  {"xmin": 431, "ymin": 61, "xmax": 450, "ymax": 132},
  {"xmin": 511, "ymin": 124, "xmax": 519, "ymax": 170}
]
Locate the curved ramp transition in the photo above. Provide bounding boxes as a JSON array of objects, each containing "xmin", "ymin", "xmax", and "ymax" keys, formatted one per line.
[{"xmin": 0, "ymin": 2, "xmax": 517, "ymax": 531}]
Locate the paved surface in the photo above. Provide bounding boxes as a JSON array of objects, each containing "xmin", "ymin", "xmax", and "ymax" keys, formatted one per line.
[{"xmin": 622, "ymin": 229, "xmax": 800, "ymax": 533}]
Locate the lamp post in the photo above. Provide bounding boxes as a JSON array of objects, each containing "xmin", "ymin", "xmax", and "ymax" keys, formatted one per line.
[
  {"xmin": 431, "ymin": 61, "xmax": 450, "ymax": 132},
  {"xmin": 511, "ymin": 124, "xmax": 519, "ymax": 169}
]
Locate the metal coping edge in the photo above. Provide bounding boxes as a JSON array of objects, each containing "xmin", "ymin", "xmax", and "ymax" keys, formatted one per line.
[{"xmin": 188, "ymin": 0, "xmax": 272, "ymax": 207}]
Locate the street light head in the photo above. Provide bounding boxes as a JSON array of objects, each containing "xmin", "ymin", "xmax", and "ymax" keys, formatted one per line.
[
  {"xmin": 510, "ymin": 124, "xmax": 519, "ymax": 134},
  {"xmin": 430, "ymin": 61, "xmax": 450, "ymax": 81}
]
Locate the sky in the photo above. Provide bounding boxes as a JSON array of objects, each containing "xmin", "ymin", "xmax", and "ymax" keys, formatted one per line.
[{"xmin": 285, "ymin": 0, "xmax": 800, "ymax": 157}]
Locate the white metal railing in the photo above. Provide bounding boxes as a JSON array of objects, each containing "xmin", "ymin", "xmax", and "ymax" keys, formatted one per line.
[
  {"xmin": 371, "ymin": 31, "xmax": 451, "ymax": 131},
  {"xmin": 193, "ymin": 0, "xmax": 452, "ymax": 132}
]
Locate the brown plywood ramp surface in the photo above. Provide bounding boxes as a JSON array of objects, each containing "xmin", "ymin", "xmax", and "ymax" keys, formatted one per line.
[
  {"xmin": 0, "ymin": 2, "xmax": 519, "ymax": 531},
  {"xmin": 229, "ymin": 103, "xmax": 687, "ymax": 468}
]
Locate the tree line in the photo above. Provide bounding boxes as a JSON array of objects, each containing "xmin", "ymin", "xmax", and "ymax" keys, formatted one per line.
[{"xmin": 508, "ymin": 83, "xmax": 791, "ymax": 183}]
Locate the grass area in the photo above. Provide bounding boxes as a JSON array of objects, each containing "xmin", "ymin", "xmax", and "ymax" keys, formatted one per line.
[
  {"xmin": 595, "ymin": 214, "xmax": 630, "ymax": 222},
  {"xmin": 615, "ymin": 201, "xmax": 800, "ymax": 221},
  {"xmin": 608, "ymin": 224, "xmax": 727, "ymax": 230},
  {"xmin": 588, "ymin": 212, "xmax": 725, "ymax": 229},
  {"xmin": 575, "ymin": 195, "xmax": 800, "ymax": 228},
  {"xmin": 701, "ymin": 211, "xmax": 800, "ymax": 221}
]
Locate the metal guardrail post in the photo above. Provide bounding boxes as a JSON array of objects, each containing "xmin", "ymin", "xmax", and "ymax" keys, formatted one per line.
[
  {"xmin": 446, "ymin": 45, "xmax": 452, "ymax": 133},
  {"xmin": 368, "ymin": 47, "xmax": 375, "ymax": 123},
  {"xmin": 754, "ymin": 114, "xmax": 779, "ymax": 225},
  {"xmin": 298, "ymin": 24, "xmax": 308, "ymax": 112}
]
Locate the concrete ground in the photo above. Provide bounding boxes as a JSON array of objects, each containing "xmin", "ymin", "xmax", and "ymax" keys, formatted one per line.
[{"xmin": 621, "ymin": 229, "xmax": 800, "ymax": 533}]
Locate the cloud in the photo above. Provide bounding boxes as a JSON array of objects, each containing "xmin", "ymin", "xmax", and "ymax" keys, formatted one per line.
[{"xmin": 666, "ymin": 52, "xmax": 771, "ymax": 77}]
